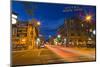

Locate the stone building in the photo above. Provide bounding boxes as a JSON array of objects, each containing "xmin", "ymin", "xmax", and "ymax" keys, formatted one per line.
[
  {"xmin": 57, "ymin": 17, "xmax": 96, "ymax": 47},
  {"xmin": 12, "ymin": 19, "xmax": 39, "ymax": 50}
]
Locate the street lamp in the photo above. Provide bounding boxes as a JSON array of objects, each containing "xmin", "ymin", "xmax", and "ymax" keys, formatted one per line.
[
  {"xmin": 37, "ymin": 21, "xmax": 40, "ymax": 26},
  {"xmin": 57, "ymin": 34, "xmax": 61, "ymax": 38},
  {"xmin": 85, "ymin": 15, "xmax": 92, "ymax": 22}
]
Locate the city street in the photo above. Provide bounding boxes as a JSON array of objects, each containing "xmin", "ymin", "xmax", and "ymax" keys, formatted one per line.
[
  {"xmin": 12, "ymin": 47, "xmax": 65, "ymax": 66},
  {"xmin": 12, "ymin": 44, "xmax": 95, "ymax": 66},
  {"xmin": 46, "ymin": 45, "xmax": 95, "ymax": 62},
  {"xmin": 12, "ymin": 1, "xmax": 96, "ymax": 66}
]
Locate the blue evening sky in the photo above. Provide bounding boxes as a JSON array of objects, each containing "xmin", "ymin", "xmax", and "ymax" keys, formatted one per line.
[{"xmin": 12, "ymin": 1, "xmax": 96, "ymax": 40}]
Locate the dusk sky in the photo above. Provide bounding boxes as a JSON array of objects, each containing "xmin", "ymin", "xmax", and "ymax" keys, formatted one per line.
[{"xmin": 12, "ymin": 1, "xmax": 96, "ymax": 40}]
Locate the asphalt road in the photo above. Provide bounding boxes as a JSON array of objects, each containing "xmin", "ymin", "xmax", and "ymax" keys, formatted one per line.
[
  {"xmin": 46, "ymin": 45, "xmax": 95, "ymax": 62},
  {"xmin": 12, "ymin": 47, "xmax": 65, "ymax": 66},
  {"xmin": 12, "ymin": 45, "xmax": 95, "ymax": 66}
]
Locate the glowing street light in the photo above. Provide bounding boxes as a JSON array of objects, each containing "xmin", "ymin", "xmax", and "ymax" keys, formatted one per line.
[
  {"xmin": 85, "ymin": 15, "xmax": 92, "ymax": 21},
  {"xmin": 37, "ymin": 21, "xmax": 40, "ymax": 26},
  {"xmin": 57, "ymin": 34, "xmax": 61, "ymax": 38}
]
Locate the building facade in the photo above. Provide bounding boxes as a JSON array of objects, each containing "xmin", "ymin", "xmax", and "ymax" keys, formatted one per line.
[
  {"xmin": 57, "ymin": 17, "xmax": 96, "ymax": 48},
  {"xmin": 12, "ymin": 19, "xmax": 39, "ymax": 50}
]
